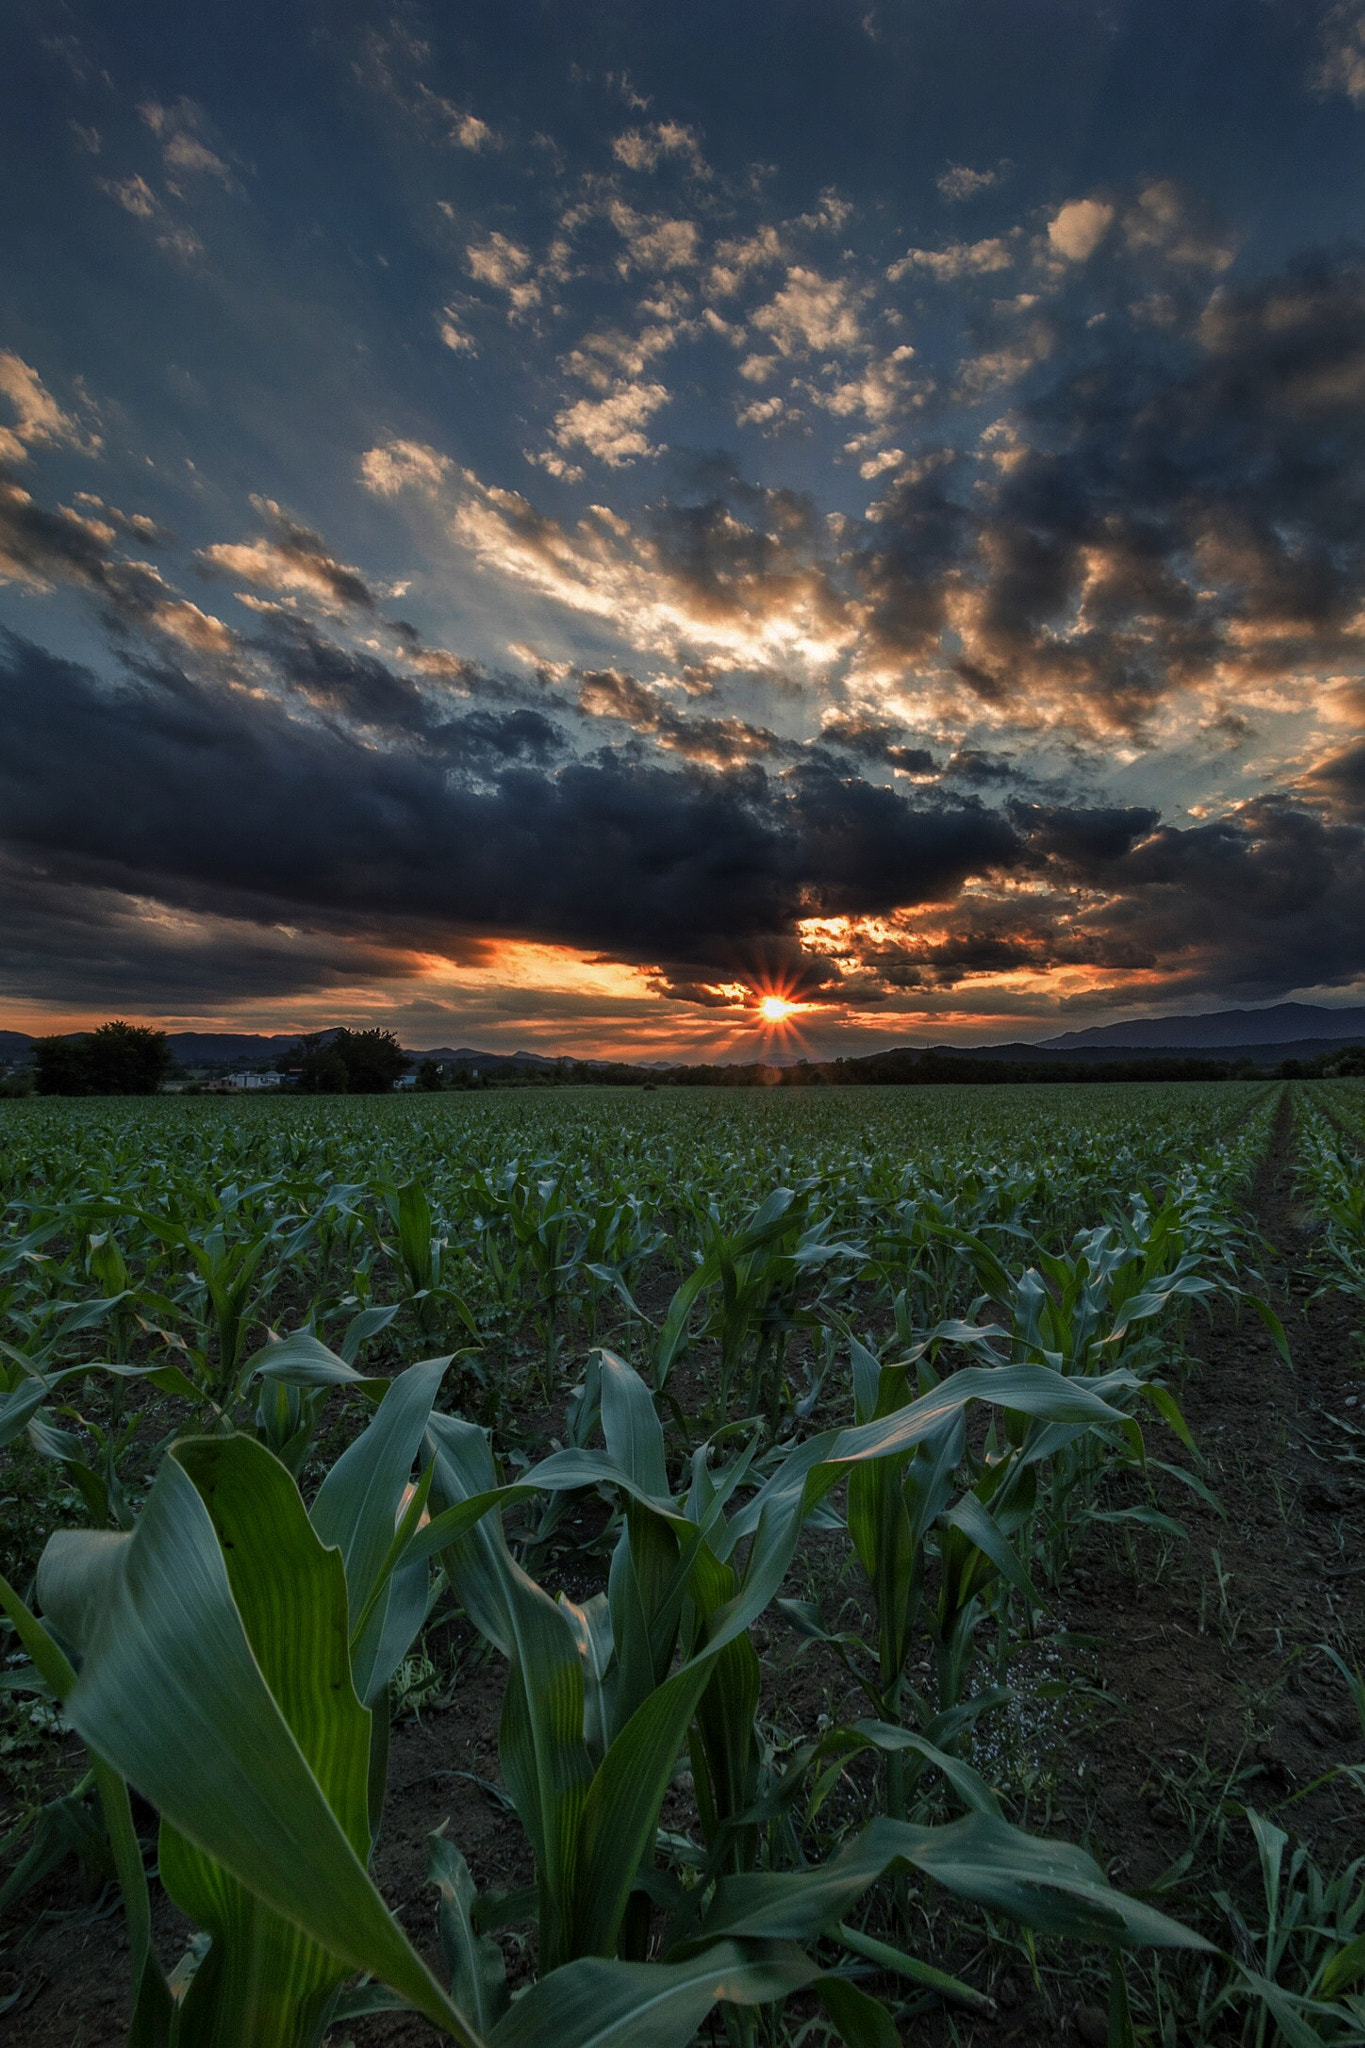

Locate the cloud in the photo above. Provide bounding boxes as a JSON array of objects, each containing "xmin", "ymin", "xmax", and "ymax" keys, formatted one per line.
[
  {"xmin": 1121, "ymin": 181, "xmax": 1235, "ymax": 270},
  {"xmin": 549, "ymin": 381, "xmax": 671, "ymax": 466},
  {"xmin": 708, "ymin": 225, "xmax": 785, "ymax": 297},
  {"xmin": 611, "ymin": 121, "xmax": 710, "ymax": 176},
  {"xmin": 857, "ymin": 447, "xmax": 904, "ymax": 480},
  {"xmin": 607, "ymin": 202, "xmax": 701, "ymax": 273},
  {"xmin": 0, "ymin": 476, "xmax": 166, "ymax": 611},
  {"xmin": 354, "ymin": 24, "xmax": 496, "ymax": 149},
  {"xmin": 812, "ymin": 344, "xmax": 921, "ymax": 425},
  {"xmin": 936, "ymin": 160, "xmax": 1008, "ymax": 202},
  {"xmin": 1300, "ymin": 736, "xmax": 1365, "ymax": 818},
  {"xmin": 818, "ymin": 713, "xmax": 937, "ymax": 774},
  {"xmin": 99, "ymin": 171, "xmax": 204, "ymax": 261},
  {"xmin": 952, "ymin": 322, "xmax": 1054, "ymax": 396},
  {"xmin": 752, "ymin": 267, "xmax": 864, "ymax": 356},
  {"xmin": 408, "ymin": 457, "xmax": 853, "ymax": 667},
  {"xmin": 438, "ymin": 305, "xmax": 478, "ymax": 354},
  {"xmin": 562, "ymin": 324, "xmax": 676, "ymax": 392},
  {"xmin": 888, "ymin": 237, "xmax": 1013, "ymax": 283},
  {"xmin": 1047, "ymin": 198, "xmax": 1115, "ymax": 262},
  {"xmin": 0, "ymin": 354, "xmax": 91, "ymax": 465},
  {"xmin": 466, "ymin": 233, "xmax": 540, "ymax": 315},
  {"xmin": 199, "ymin": 498, "xmax": 381, "ymax": 612},
  {"xmin": 801, "ymin": 792, "xmax": 1365, "ymax": 1006},
  {"xmin": 1315, "ymin": 0, "xmax": 1365, "ymax": 103},
  {"xmin": 364, "ymin": 236, "xmax": 1365, "ymax": 758},
  {"xmin": 104, "ymin": 172, "xmax": 159, "ymax": 219},
  {"xmin": 576, "ymin": 666, "xmax": 782, "ymax": 767},
  {"xmin": 849, "ymin": 252, "xmax": 1365, "ymax": 738},
  {"xmin": 152, "ymin": 600, "xmax": 235, "ymax": 654},
  {"xmin": 139, "ymin": 99, "xmax": 234, "ymax": 188},
  {"xmin": 360, "ymin": 439, "xmax": 454, "ymax": 498},
  {"xmin": 0, "ymin": 847, "xmax": 434, "ymax": 1016},
  {"xmin": 736, "ymin": 394, "xmax": 787, "ymax": 431},
  {"xmin": 0, "ymin": 628, "xmax": 1025, "ymax": 1010}
]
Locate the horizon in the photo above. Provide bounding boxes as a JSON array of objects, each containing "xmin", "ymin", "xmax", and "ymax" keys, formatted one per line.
[
  {"xmin": 4, "ymin": 993, "xmax": 1365, "ymax": 1067},
  {"xmin": 2, "ymin": 2, "xmax": 1364, "ymax": 1058}
]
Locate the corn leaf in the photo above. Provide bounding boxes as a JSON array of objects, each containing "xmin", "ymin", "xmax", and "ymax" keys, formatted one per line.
[{"xmin": 35, "ymin": 1435, "xmax": 485, "ymax": 2046}]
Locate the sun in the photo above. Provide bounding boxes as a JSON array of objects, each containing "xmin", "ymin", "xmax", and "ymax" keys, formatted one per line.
[{"xmin": 758, "ymin": 994, "xmax": 799, "ymax": 1024}]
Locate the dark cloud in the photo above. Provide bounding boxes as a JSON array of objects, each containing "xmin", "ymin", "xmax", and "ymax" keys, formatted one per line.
[
  {"xmin": 942, "ymin": 750, "xmax": 1015, "ymax": 785},
  {"xmin": 1301, "ymin": 737, "xmax": 1365, "ymax": 819},
  {"xmin": 853, "ymin": 453, "xmax": 970, "ymax": 664},
  {"xmin": 1012, "ymin": 801, "xmax": 1160, "ymax": 867},
  {"xmin": 576, "ymin": 665, "xmax": 785, "ymax": 765},
  {"xmin": 642, "ymin": 476, "xmax": 851, "ymax": 647},
  {"xmin": 0, "ymin": 850, "xmax": 431, "ymax": 1012},
  {"xmin": 892, "ymin": 256, "xmax": 1365, "ymax": 732},
  {"xmin": 817, "ymin": 713, "xmax": 937, "ymax": 775},
  {"xmin": 830, "ymin": 794, "xmax": 1365, "ymax": 1004},
  {"xmin": 0, "ymin": 629, "xmax": 1025, "ymax": 1004},
  {"xmin": 4, "ymin": 596, "xmax": 1361, "ymax": 1018},
  {"xmin": 0, "ymin": 475, "xmax": 159, "ymax": 612}
]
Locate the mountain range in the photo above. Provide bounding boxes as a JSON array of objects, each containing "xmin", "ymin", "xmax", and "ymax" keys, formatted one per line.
[{"xmin": 1032, "ymin": 1002, "xmax": 1365, "ymax": 1051}]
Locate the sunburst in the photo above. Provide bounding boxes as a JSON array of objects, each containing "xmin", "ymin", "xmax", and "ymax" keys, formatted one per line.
[{"xmin": 758, "ymin": 993, "xmax": 798, "ymax": 1023}]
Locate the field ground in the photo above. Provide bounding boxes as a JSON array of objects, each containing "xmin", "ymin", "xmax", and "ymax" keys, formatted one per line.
[{"xmin": 0, "ymin": 1082, "xmax": 1362, "ymax": 2046}]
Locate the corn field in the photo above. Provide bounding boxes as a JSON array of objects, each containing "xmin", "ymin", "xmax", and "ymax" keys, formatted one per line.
[{"xmin": 0, "ymin": 1079, "xmax": 1362, "ymax": 2047}]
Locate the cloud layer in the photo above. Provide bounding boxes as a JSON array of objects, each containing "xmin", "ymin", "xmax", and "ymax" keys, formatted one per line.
[{"xmin": 1, "ymin": 0, "xmax": 1363, "ymax": 1043}]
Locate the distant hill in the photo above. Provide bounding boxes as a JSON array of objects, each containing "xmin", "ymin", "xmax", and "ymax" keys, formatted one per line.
[
  {"xmin": 943, "ymin": 1034, "xmax": 1365, "ymax": 1066},
  {"xmin": 161, "ymin": 1032, "xmax": 315, "ymax": 1066},
  {"xmin": 1037, "ymin": 1002, "xmax": 1365, "ymax": 1051},
  {"xmin": 0, "ymin": 1029, "xmax": 315, "ymax": 1069},
  {"xmin": 412, "ymin": 1046, "xmax": 565, "ymax": 1071}
]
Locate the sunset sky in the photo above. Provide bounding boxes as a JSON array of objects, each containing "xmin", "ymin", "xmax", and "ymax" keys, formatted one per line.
[{"xmin": 2, "ymin": 0, "xmax": 1364, "ymax": 1058}]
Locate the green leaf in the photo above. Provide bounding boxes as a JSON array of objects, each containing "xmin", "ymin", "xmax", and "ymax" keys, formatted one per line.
[
  {"xmin": 426, "ymin": 1412, "xmax": 593, "ymax": 1972},
  {"xmin": 816, "ymin": 1975, "xmax": 902, "ymax": 2048},
  {"xmin": 0, "ymin": 1379, "xmax": 49, "ymax": 1449},
  {"xmin": 36, "ymin": 1435, "xmax": 484, "ymax": 2046},
  {"xmin": 312, "ymin": 1355, "xmax": 449, "ymax": 1702},
  {"xmin": 596, "ymin": 1349, "xmax": 669, "ymax": 1501},
  {"xmin": 247, "ymin": 1329, "xmax": 384, "ymax": 1397},
  {"xmin": 490, "ymin": 1942, "xmax": 818, "ymax": 2048},
  {"xmin": 430, "ymin": 1831, "xmax": 509, "ymax": 2034},
  {"xmin": 836, "ymin": 1920, "xmax": 993, "ymax": 2012},
  {"xmin": 697, "ymin": 1813, "xmax": 1210, "ymax": 1953}
]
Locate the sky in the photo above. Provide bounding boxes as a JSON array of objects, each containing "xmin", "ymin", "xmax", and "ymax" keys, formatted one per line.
[{"xmin": 2, "ymin": 0, "xmax": 1364, "ymax": 1059}]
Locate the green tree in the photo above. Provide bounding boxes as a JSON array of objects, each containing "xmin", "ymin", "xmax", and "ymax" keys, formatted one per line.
[
  {"xmin": 32, "ymin": 1036, "xmax": 93, "ymax": 1095},
  {"xmin": 293, "ymin": 1035, "xmax": 350, "ymax": 1094},
  {"xmin": 86, "ymin": 1021, "xmax": 173, "ymax": 1095},
  {"xmin": 414, "ymin": 1058, "xmax": 444, "ymax": 1092},
  {"xmin": 33, "ymin": 1023, "xmax": 171, "ymax": 1095},
  {"xmin": 332, "ymin": 1028, "xmax": 409, "ymax": 1093}
]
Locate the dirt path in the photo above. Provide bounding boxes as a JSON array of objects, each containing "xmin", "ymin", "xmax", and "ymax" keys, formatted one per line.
[{"xmin": 985, "ymin": 1086, "xmax": 1365, "ymax": 2039}]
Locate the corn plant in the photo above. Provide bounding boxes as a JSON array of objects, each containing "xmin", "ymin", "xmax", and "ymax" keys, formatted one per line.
[{"xmin": 0, "ymin": 1346, "xmax": 1215, "ymax": 2045}]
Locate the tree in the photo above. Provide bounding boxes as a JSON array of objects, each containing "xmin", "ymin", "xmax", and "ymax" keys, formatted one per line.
[
  {"xmin": 86, "ymin": 1021, "xmax": 173, "ymax": 1095},
  {"xmin": 332, "ymin": 1028, "xmax": 409, "ymax": 1093},
  {"xmin": 33, "ymin": 1022, "xmax": 171, "ymax": 1095},
  {"xmin": 294, "ymin": 1035, "xmax": 350, "ymax": 1094},
  {"xmin": 414, "ymin": 1058, "xmax": 444, "ymax": 1092},
  {"xmin": 287, "ymin": 1028, "xmax": 409, "ymax": 1093},
  {"xmin": 33, "ymin": 1037, "xmax": 93, "ymax": 1095}
]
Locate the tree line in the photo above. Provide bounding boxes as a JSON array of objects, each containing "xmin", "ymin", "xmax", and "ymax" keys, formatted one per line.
[{"xmin": 25, "ymin": 1024, "xmax": 415, "ymax": 1096}]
